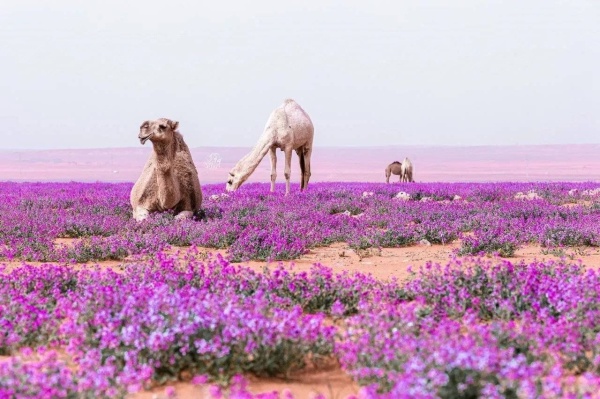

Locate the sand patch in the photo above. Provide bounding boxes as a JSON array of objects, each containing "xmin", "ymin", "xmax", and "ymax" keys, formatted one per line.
[{"xmin": 130, "ymin": 361, "xmax": 358, "ymax": 399}]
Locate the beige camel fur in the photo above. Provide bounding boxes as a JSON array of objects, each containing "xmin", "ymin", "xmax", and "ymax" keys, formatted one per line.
[
  {"xmin": 401, "ymin": 157, "xmax": 414, "ymax": 182},
  {"xmin": 226, "ymin": 99, "xmax": 314, "ymax": 194},
  {"xmin": 385, "ymin": 161, "xmax": 403, "ymax": 183},
  {"xmin": 130, "ymin": 118, "xmax": 203, "ymax": 221}
]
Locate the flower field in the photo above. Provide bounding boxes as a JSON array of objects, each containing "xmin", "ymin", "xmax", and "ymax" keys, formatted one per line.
[
  {"xmin": 2, "ymin": 181, "xmax": 600, "ymax": 263},
  {"xmin": 2, "ymin": 181, "xmax": 600, "ymax": 398}
]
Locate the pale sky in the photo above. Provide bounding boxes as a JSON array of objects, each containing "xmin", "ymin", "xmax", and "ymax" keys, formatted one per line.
[{"xmin": 1, "ymin": 1, "xmax": 598, "ymax": 150}]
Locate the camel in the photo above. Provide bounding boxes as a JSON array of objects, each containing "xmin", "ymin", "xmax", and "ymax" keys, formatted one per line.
[
  {"xmin": 226, "ymin": 99, "xmax": 314, "ymax": 194},
  {"xmin": 130, "ymin": 118, "xmax": 203, "ymax": 221},
  {"xmin": 385, "ymin": 161, "xmax": 403, "ymax": 183},
  {"xmin": 401, "ymin": 157, "xmax": 414, "ymax": 182}
]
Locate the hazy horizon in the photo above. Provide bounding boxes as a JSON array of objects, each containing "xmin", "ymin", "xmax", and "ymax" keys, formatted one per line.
[
  {"xmin": 3, "ymin": 142, "xmax": 600, "ymax": 152},
  {"xmin": 2, "ymin": 1, "xmax": 598, "ymax": 150},
  {"xmin": 1, "ymin": 144, "xmax": 598, "ymax": 184}
]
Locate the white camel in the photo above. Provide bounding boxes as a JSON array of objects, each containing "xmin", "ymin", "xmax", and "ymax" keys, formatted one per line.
[
  {"xmin": 226, "ymin": 99, "xmax": 314, "ymax": 194},
  {"xmin": 130, "ymin": 118, "xmax": 203, "ymax": 221},
  {"xmin": 401, "ymin": 157, "xmax": 414, "ymax": 182}
]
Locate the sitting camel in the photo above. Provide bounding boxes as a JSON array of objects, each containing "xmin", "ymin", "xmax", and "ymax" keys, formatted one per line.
[
  {"xmin": 226, "ymin": 99, "xmax": 314, "ymax": 194},
  {"xmin": 401, "ymin": 157, "xmax": 414, "ymax": 182},
  {"xmin": 385, "ymin": 161, "xmax": 403, "ymax": 183},
  {"xmin": 130, "ymin": 118, "xmax": 203, "ymax": 221}
]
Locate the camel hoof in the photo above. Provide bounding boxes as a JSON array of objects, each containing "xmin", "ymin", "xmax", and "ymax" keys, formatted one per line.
[
  {"xmin": 133, "ymin": 207, "xmax": 149, "ymax": 222},
  {"xmin": 193, "ymin": 209, "xmax": 207, "ymax": 221},
  {"xmin": 175, "ymin": 211, "xmax": 193, "ymax": 220}
]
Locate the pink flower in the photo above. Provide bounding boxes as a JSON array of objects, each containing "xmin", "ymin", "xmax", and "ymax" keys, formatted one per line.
[
  {"xmin": 192, "ymin": 375, "xmax": 208, "ymax": 385},
  {"xmin": 165, "ymin": 386, "xmax": 176, "ymax": 398}
]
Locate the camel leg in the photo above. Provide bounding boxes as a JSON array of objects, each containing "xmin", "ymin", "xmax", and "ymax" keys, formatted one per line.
[
  {"xmin": 302, "ymin": 147, "xmax": 312, "ymax": 191},
  {"xmin": 284, "ymin": 147, "xmax": 292, "ymax": 195},
  {"xmin": 133, "ymin": 206, "xmax": 149, "ymax": 222},
  {"xmin": 269, "ymin": 147, "xmax": 277, "ymax": 192},
  {"xmin": 296, "ymin": 147, "xmax": 305, "ymax": 190}
]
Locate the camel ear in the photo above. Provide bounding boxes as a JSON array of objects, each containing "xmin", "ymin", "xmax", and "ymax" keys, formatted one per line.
[{"xmin": 169, "ymin": 120, "xmax": 179, "ymax": 131}]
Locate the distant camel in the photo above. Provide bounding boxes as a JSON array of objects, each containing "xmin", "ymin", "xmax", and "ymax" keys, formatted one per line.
[
  {"xmin": 385, "ymin": 161, "xmax": 403, "ymax": 183},
  {"xmin": 130, "ymin": 118, "xmax": 203, "ymax": 221},
  {"xmin": 401, "ymin": 157, "xmax": 414, "ymax": 182},
  {"xmin": 226, "ymin": 99, "xmax": 314, "ymax": 194}
]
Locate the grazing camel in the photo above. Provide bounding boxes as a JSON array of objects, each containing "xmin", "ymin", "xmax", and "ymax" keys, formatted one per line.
[
  {"xmin": 130, "ymin": 118, "xmax": 203, "ymax": 221},
  {"xmin": 401, "ymin": 157, "xmax": 414, "ymax": 182},
  {"xmin": 226, "ymin": 99, "xmax": 314, "ymax": 195},
  {"xmin": 385, "ymin": 161, "xmax": 403, "ymax": 183}
]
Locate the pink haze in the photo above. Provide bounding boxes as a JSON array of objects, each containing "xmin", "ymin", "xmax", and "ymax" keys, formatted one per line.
[{"xmin": 0, "ymin": 144, "xmax": 598, "ymax": 184}]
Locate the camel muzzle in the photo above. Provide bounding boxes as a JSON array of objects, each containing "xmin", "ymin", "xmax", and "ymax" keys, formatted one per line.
[{"xmin": 139, "ymin": 134, "xmax": 153, "ymax": 145}]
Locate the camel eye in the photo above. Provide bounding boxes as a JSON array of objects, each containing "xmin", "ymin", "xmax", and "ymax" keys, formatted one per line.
[{"xmin": 159, "ymin": 124, "xmax": 166, "ymax": 130}]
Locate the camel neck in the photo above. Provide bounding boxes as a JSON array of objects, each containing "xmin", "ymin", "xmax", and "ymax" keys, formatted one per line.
[
  {"xmin": 243, "ymin": 135, "xmax": 273, "ymax": 172},
  {"xmin": 153, "ymin": 141, "xmax": 176, "ymax": 157},
  {"xmin": 152, "ymin": 141, "xmax": 176, "ymax": 172}
]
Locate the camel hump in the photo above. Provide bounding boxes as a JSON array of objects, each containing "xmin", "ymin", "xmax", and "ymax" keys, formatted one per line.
[
  {"xmin": 278, "ymin": 99, "xmax": 297, "ymax": 116},
  {"xmin": 393, "ymin": 161, "xmax": 401, "ymax": 164},
  {"xmin": 173, "ymin": 131, "xmax": 189, "ymax": 151}
]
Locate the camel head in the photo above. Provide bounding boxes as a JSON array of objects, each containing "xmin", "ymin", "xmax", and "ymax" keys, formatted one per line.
[
  {"xmin": 225, "ymin": 155, "xmax": 251, "ymax": 191},
  {"xmin": 138, "ymin": 119, "xmax": 179, "ymax": 145}
]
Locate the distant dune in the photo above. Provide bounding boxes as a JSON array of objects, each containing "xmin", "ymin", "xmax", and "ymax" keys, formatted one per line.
[{"xmin": 0, "ymin": 144, "xmax": 598, "ymax": 183}]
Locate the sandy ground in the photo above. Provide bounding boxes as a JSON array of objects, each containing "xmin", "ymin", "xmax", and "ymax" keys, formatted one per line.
[
  {"xmin": 132, "ymin": 362, "xmax": 359, "ymax": 399},
  {"xmin": 4, "ymin": 243, "xmax": 600, "ymax": 398},
  {"xmin": 166, "ymin": 242, "xmax": 600, "ymax": 281}
]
